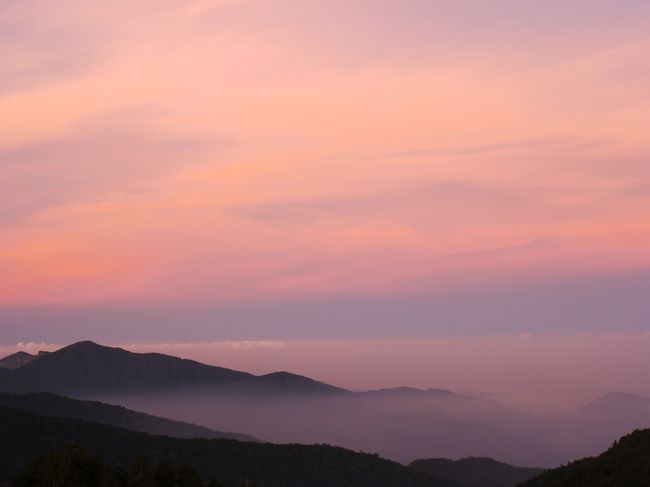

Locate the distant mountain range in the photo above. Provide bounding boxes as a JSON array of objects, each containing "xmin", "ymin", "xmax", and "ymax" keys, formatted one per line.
[
  {"xmin": 1, "ymin": 392, "xmax": 643, "ymax": 486},
  {"xmin": 2, "ymin": 341, "xmax": 650, "ymax": 470},
  {"xmin": 0, "ymin": 350, "xmax": 49, "ymax": 370},
  {"xmin": 581, "ymin": 390, "xmax": 650, "ymax": 414},
  {"xmin": 1, "ymin": 341, "xmax": 346, "ymax": 396},
  {"xmin": 0, "ymin": 391, "xmax": 544, "ymax": 487},
  {"xmin": 1, "ymin": 341, "xmax": 647, "ymax": 486}
]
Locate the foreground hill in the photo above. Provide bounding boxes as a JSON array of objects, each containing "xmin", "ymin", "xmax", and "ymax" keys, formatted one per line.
[
  {"xmin": 409, "ymin": 457, "xmax": 543, "ymax": 487},
  {"xmin": 0, "ymin": 405, "xmax": 440, "ymax": 487},
  {"xmin": 0, "ymin": 392, "xmax": 257, "ymax": 442},
  {"xmin": 520, "ymin": 429, "xmax": 650, "ymax": 486},
  {"xmin": 7, "ymin": 341, "xmax": 346, "ymax": 396},
  {"xmin": 14, "ymin": 447, "xmax": 213, "ymax": 487}
]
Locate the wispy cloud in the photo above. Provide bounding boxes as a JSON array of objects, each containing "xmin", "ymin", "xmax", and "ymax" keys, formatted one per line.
[
  {"xmin": 379, "ymin": 136, "xmax": 584, "ymax": 159},
  {"xmin": 0, "ymin": 114, "xmax": 219, "ymax": 226},
  {"xmin": 0, "ymin": 0, "xmax": 649, "ymax": 317}
]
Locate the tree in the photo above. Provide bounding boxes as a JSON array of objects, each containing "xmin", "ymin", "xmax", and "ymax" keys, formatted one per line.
[
  {"xmin": 126, "ymin": 456, "xmax": 157, "ymax": 487},
  {"xmin": 13, "ymin": 446, "xmax": 115, "ymax": 487},
  {"xmin": 177, "ymin": 463, "xmax": 203, "ymax": 487},
  {"xmin": 154, "ymin": 461, "xmax": 176, "ymax": 487}
]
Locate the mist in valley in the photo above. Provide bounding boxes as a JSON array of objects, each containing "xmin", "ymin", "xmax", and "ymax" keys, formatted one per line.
[{"xmin": 91, "ymin": 386, "xmax": 650, "ymax": 469}]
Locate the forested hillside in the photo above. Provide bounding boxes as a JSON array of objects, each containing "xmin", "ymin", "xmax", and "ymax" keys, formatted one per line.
[{"xmin": 520, "ymin": 429, "xmax": 650, "ymax": 487}]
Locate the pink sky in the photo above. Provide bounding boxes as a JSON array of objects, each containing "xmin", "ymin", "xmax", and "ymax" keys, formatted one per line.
[
  {"xmin": 2, "ymin": 0, "xmax": 650, "ymax": 305},
  {"xmin": 1, "ymin": 0, "xmax": 650, "ymax": 382}
]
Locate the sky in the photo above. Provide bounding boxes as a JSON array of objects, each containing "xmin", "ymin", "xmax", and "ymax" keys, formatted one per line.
[{"xmin": 1, "ymin": 1, "xmax": 650, "ymax": 399}]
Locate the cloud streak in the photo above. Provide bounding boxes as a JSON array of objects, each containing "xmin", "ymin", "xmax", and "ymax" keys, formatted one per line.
[{"xmin": 0, "ymin": 0, "xmax": 648, "ymax": 339}]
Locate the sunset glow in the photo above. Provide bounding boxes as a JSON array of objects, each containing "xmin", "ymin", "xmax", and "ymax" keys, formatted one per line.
[{"xmin": 2, "ymin": 0, "xmax": 649, "ymax": 347}]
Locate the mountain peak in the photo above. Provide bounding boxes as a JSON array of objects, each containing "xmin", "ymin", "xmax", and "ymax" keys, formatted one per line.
[
  {"xmin": 11, "ymin": 340, "xmax": 345, "ymax": 396},
  {"xmin": 582, "ymin": 391, "xmax": 650, "ymax": 414},
  {"xmin": 0, "ymin": 351, "xmax": 40, "ymax": 370},
  {"xmin": 600, "ymin": 391, "xmax": 647, "ymax": 401},
  {"xmin": 589, "ymin": 391, "xmax": 649, "ymax": 405},
  {"xmin": 64, "ymin": 340, "xmax": 107, "ymax": 351}
]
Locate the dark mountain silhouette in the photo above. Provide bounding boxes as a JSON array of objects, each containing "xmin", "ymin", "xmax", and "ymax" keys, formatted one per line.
[
  {"xmin": 0, "ymin": 350, "xmax": 48, "ymax": 370},
  {"xmin": 11, "ymin": 341, "xmax": 347, "ymax": 396},
  {"xmin": 0, "ymin": 367, "xmax": 32, "ymax": 393},
  {"xmin": 0, "ymin": 392, "xmax": 257, "ymax": 442},
  {"xmin": 4, "ymin": 341, "xmax": 563, "ymax": 466},
  {"xmin": 254, "ymin": 370, "xmax": 345, "ymax": 395},
  {"xmin": 520, "ymin": 428, "xmax": 650, "ymax": 486},
  {"xmin": 5, "ymin": 342, "xmax": 561, "ymax": 466},
  {"xmin": 409, "ymin": 457, "xmax": 543, "ymax": 487},
  {"xmin": 13, "ymin": 446, "xmax": 212, "ymax": 487},
  {"xmin": 0, "ymin": 405, "xmax": 443, "ymax": 487},
  {"xmin": 6, "ymin": 341, "xmax": 648, "ymax": 469}
]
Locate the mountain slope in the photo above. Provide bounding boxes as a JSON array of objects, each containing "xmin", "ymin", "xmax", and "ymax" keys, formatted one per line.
[
  {"xmin": 581, "ymin": 391, "xmax": 650, "ymax": 415},
  {"xmin": 0, "ymin": 405, "xmax": 443, "ymax": 487},
  {"xmin": 520, "ymin": 429, "xmax": 650, "ymax": 487},
  {"xmin": 0, "ymin": 351, "xmax": 48, "ymax": 370},
  {"xmin": 0, "ymin": 392, "xmax": 257, "ymax": 442},
  {"xmin": 0, "ymin": 367, "xmax": 32, "ymax": 393},
  {"xmin": 409, "ymin": 457, "xmax": 543, "ymax": 487},
  {"xmin": 14, "ymin": 341, "xmax": 347, "ymax": 396}
]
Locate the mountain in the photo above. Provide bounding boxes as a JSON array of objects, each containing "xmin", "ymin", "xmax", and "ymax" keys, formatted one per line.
[
  {"xmin": 12, "ymin": 341, "xmax": 646, "ymax": 468},
  {"xmin": 0, "ymin": 367, "xmax": 32, "ymax": 393},
  {"xmin": 0, "ymin": 350, "xmax": 48, "ymax": 370},
  {"xmin": 0, "ymin": 405, "xmax": 442, "ymax": 487},
  {"xmin": 0, "ymin": 392, "xmax": 257, "ymax": 442},
  {"xmin": 6, "ymin": 342, "xmax": 564, "ymax": 467},
  {"xmin": 582, "ymin": 391, "xmax": 650, "ymax": 414},
  {"xmin": 409, "ymin": 457, "xmax": 543, "ymax": 487},
  {"xmin": 116, "ymin": 389, "xmax": 562, "ymax": 467},
  {"xmin": 520, "ymin": 428, "xmax": 650, "ymax": 487},
  {"xmin": 537, "ymin": 390, "xmax": 650, "ymax": 462},
  {"xmin": 12, "ymin": 341, "xmax": 347, "ymax": 396}
]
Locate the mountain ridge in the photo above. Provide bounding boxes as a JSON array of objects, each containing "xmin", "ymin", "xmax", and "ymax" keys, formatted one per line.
[
  {"xmin": 409, "ymin": 456, "xmax": 543, "ymax": 487},
  {"xmin": 0, "ymin": 404, "xmax": 442, "ymax": 487},
  {"xmin": 0, "ymin": 392, "xmax": 258, "ymax": 442},
  {"xmin": 7, "ymin": 341, "xmax": 348, "ymax": 397},
  {"xmin": 520, "ymin": 428, "xmax": 650, "ymax": 486},
  {"xmin": 0, "ymin": 350, "xmax": 47, "ymax": 370}
]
